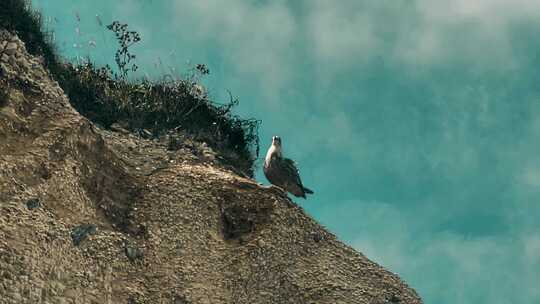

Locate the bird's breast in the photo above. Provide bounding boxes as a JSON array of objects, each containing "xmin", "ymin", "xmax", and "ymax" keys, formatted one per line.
[{"xmin": 264, "ymin": 146, "xmax": 278, "ymax": 167}]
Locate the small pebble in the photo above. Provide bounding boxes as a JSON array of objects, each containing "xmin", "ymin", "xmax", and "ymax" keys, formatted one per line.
[
  {"xmin": 124, "ymin": 245, "xmax": 144, "ymax": 261},
  {"xmin": 71, "ymin": 224, "xmax": 97, "ymax": 246},
  {"xmin": 25, "ymin": 198, "xmax": 40, "ymax": 210}
]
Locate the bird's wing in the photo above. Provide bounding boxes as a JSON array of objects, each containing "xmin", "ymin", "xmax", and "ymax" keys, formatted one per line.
[{"xmin": 281, "ymin": 158, "xmax": 303, "ymax": 186}]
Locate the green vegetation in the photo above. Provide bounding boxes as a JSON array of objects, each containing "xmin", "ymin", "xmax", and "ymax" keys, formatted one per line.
[
  {"xmin": 106, "ymin": 21, "xmax": 140, "ymax": 79},
  {"xmin": 0, "ymin": 0, "xmax": 260, "ymax": 176},
  {"xmin": 0, "ymin": 0, "xmax": 58, "ymax": 69}
]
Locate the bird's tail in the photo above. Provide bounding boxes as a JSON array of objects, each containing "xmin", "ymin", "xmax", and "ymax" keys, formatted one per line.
[{"xmin": 303, "ymin": 187, "xmax": 314, "ymax": 195}]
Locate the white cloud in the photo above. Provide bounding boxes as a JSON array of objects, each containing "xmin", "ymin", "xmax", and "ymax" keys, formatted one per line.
[
  {"xmin": 418, "ymin": 0, "xmax": 540, "ymax": 22},
  {"xmin": 171, "ymin": 0, "xmax": 298, "ymax": 102},
  {"xmin": 351, "ymin": 201, "xmax": 539, "ymax": 303},
  {"xmin": 395, "ymin": 0, "xmax": 522, "ymax": 67},
  {"xmin": 521, "ymin": 165, "xmax": 540, "ymax": 188},
  {"xmin": 306, "ymin": 1, "xmax": 379, "ymax": 65},
  {"xmin": 303, "ymin": 0, "xmax": 540, "ymax": 69},
  {"xmin": 524, "ymin": 234, "xmax": 540, "ymax": 264}
]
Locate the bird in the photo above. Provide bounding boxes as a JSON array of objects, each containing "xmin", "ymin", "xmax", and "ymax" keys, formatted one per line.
[{"xmin": 263, "ymin": 136, "xmax": 314, "ymax": 198}]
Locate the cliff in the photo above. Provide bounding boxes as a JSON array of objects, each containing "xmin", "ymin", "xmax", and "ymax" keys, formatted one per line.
[{"xmin": 0, "ymin": 30, "xmax": 422, "ymax": 304}]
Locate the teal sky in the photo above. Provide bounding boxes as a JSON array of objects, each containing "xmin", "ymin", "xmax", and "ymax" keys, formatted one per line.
[{"xmin": 31, "ymin": 1, "xmax": 540, "ymax": 303}]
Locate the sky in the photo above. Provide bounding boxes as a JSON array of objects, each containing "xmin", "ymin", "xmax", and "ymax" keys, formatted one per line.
[{"xmin": 30, "ymin": 0, "xmax": 540, "ymax": 303}]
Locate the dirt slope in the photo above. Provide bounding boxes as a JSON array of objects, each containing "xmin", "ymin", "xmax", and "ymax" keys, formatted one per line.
[{"xmin": 0, "ymin": 30, "xmax": 422, "ymax": 304}]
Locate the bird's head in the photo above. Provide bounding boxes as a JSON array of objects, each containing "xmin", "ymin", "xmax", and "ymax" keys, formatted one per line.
[{"xmin": 272, "ymin": 136, "xmax": 282, "ymax": 148}]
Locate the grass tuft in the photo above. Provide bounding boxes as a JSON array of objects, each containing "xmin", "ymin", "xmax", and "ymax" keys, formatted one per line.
[{"xmin": 0, "ymin": 0, "xmax": 260, "ymax": 176}]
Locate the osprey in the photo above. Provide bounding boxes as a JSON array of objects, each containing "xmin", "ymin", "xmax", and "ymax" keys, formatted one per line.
[{"xmin": 263, "ymin": 136, "xmax": 314, "ymax": 198}]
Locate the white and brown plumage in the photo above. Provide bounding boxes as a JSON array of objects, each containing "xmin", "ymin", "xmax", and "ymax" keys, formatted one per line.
[{"xmin": 263, "ymin": 136, "xmax": 313, "ymax": 198}]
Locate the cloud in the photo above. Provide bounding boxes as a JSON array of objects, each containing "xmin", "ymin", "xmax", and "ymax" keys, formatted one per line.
[
  {"xmin": 417, "ymin": 0, "xmax": 540, "ymax": 22},
  {"xmin": 395, "ymin": 0, "xmax": 518, "ymax": 67},
  {"xmin": 520, "ymin": 165, "xmax": 540, "ymax": 188},
  {"xmin": 349, "ymin": 200, "xmax": 539, "ymax": 304},
  {"xmin": 171, "ymin": 0, "xmax": 298, "ymax": 102},
  {"xmin": 524, "ymin": 234, "xmax": 540, "ymax": 264},
  {"xmin": 303, "ymin": 0, "xmax": 540, "ymax": 69},
  {"xmin": 306, "ymin": 1, "xmax": 380, "ymax": 65}
]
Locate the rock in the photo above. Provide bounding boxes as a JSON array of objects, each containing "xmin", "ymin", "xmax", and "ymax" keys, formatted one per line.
[
  {"xmin": 25, "ymin": 198, "xmax": 40, "ymax": 210},
  {"xmin": 311, "ymin": 231, "xmax": 324, "ymax": 243},
  {"xmin": 389, "ymin": 294, "xmax": 401, "ymax": 303},
  {"xmin": 4, "ymin": 42, "xmax": 18, "ymax": 55},
  {"xmin": 63, "ymin": 289, "xmax": 78, "ymax": 299},
  {"xmin": 174, "ymin": 295, "xmax": 189, "ymax": 304},
  {"xmin": 36, "ymin": 163, "xmax": 51, "ymax": 179},
  {"xmin": 110, "ymin": 123, "xmax": 130, "ymax": 135},
  {"xmin": 70, "ymin": 224, "xmax": 97, "ymax": 246},
  {"xmin": 52, "ymin": 297, "xmax": 68, "ymax": 304},
  {"xmin": 10, "ymin": 292, "xmax": 22, "ymax": 302},
  {"xmin": 127, "ymin": 296, "xmax": 137, "ymax": 304},
  {"xmin": 124, "ymin": 244, "xmax": 143, "ymax": 261},
  {"xmin": 140, "ymin": 129, "xmax": 153, "ymax": 139},
  {"xmin": 168, "ymin": 136, "xmax": 182, "ymax": 151},
  {"xmin": 202, "ymin": 152, "xmax": 215, "ymax": 162}
]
